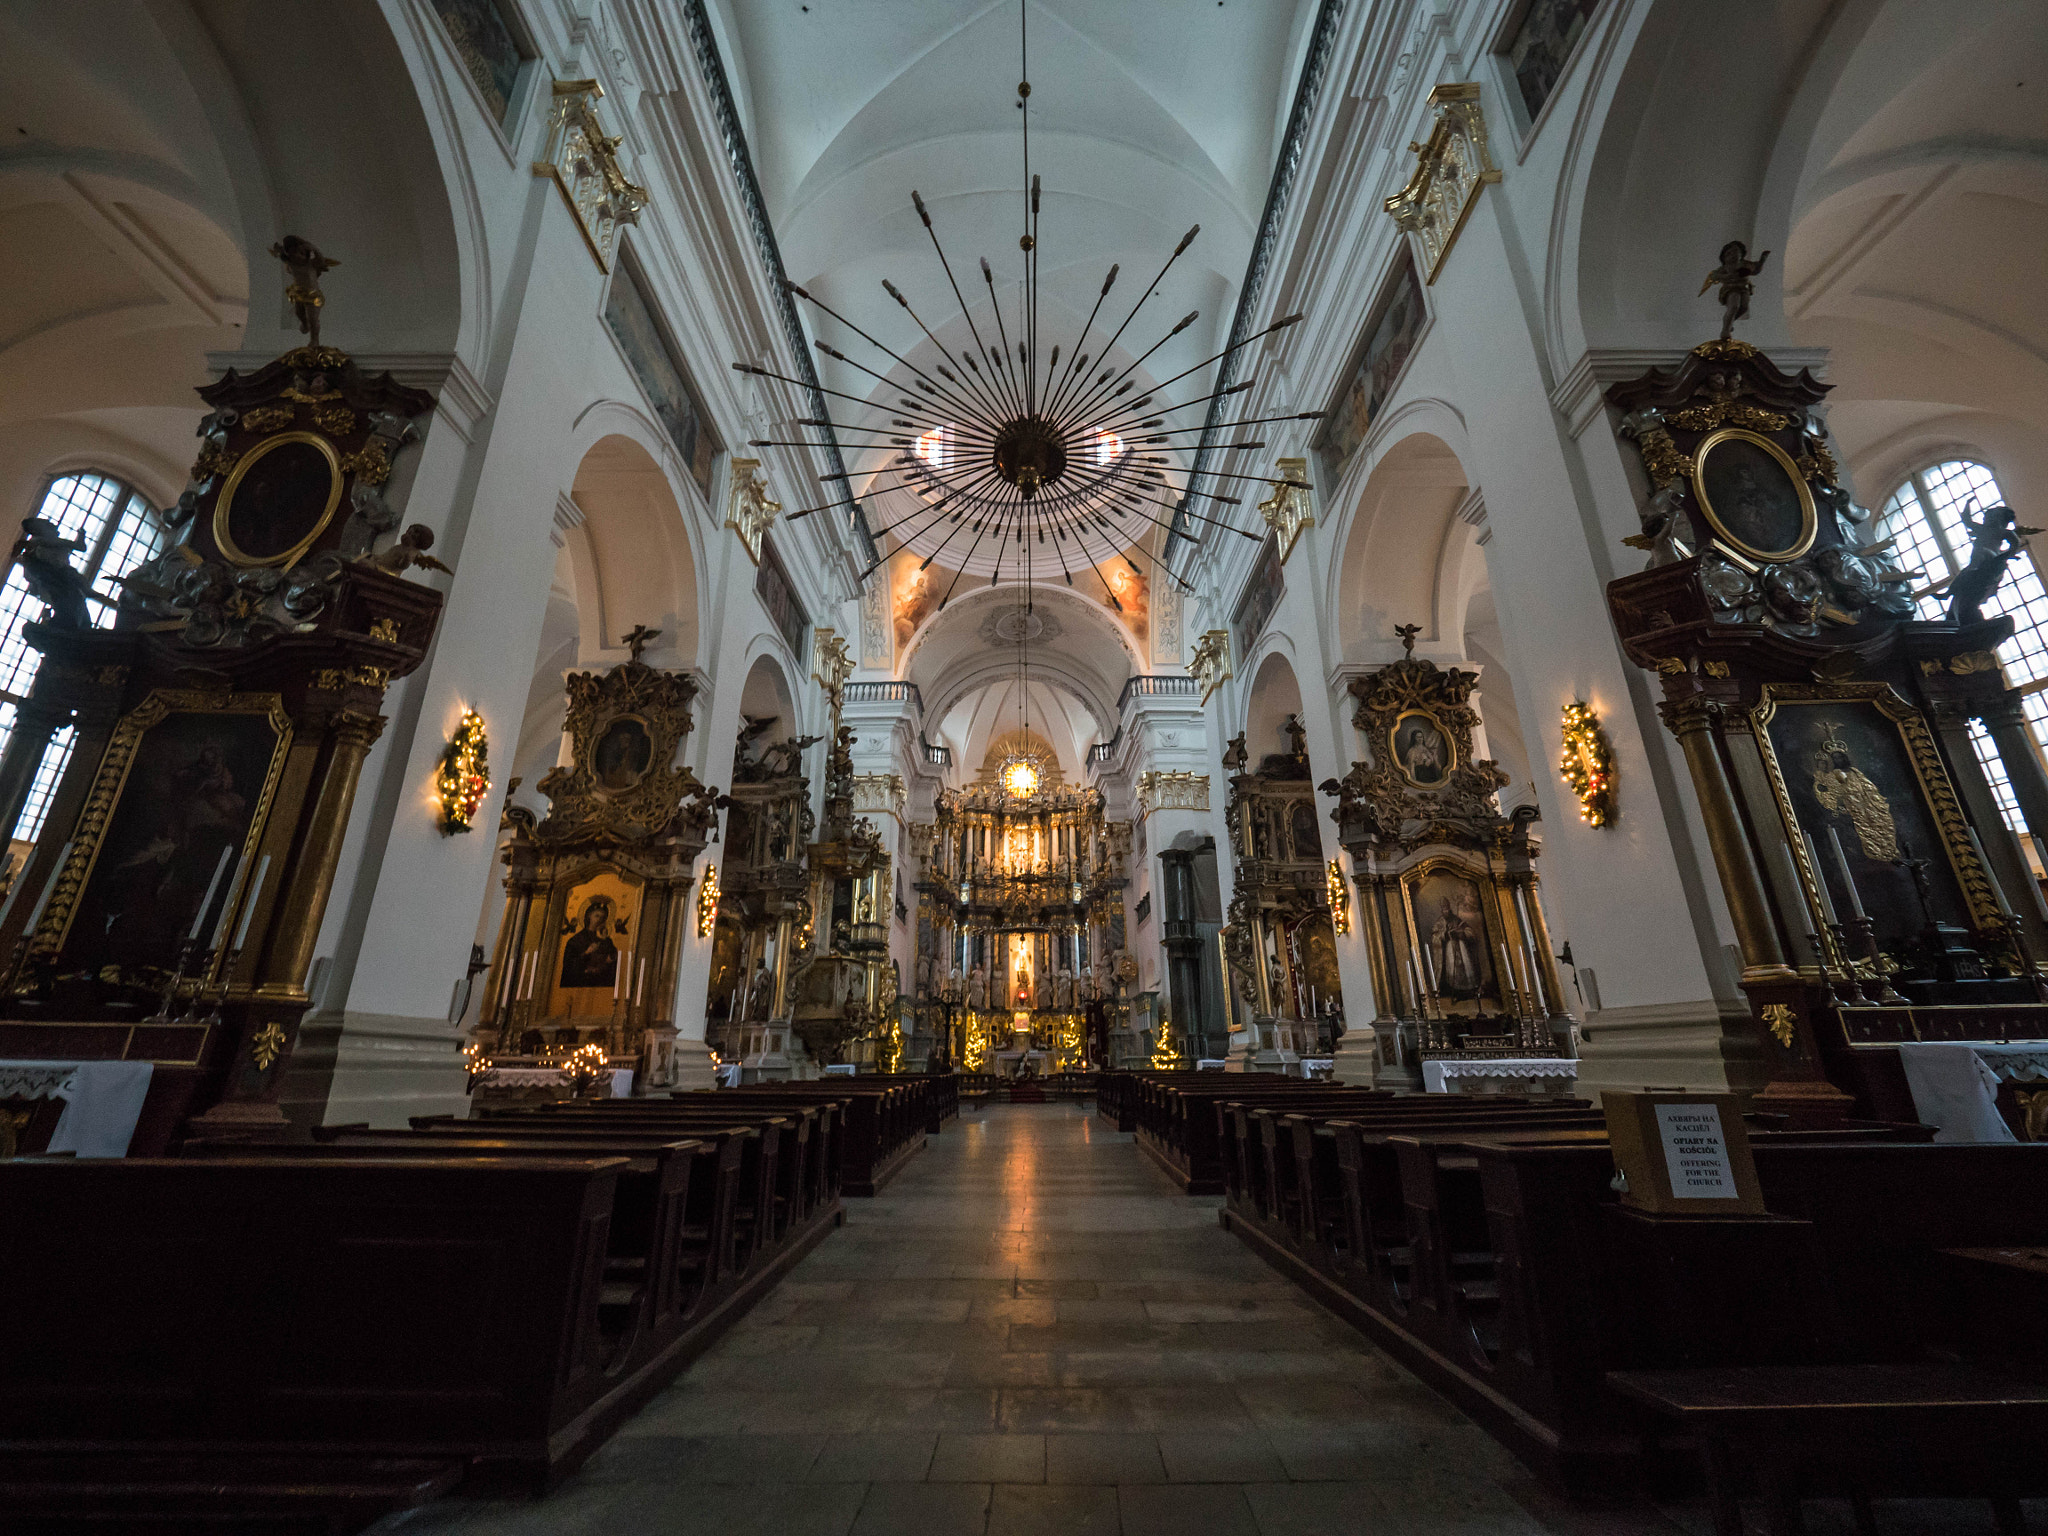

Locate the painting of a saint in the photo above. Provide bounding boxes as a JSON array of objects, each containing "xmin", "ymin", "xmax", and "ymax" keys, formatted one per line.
[
  {"xmin": 1391, "ymin": 711, "xmax": 1453, "ymax": 787},
  {"xmin": 560, "ymin": 895, "xmax": 620, "ymax": 989},
  {"xmin": 58, "ymin": 709, "xmax": 284, "ymax": 976},
  {"xmin": 1698, "ymin": 434, "xmax": 1809, "ymax": 558},
  {"xmin": 1411, "ymin": 871, "xmax": 1493, "ymax": 1008},
  {"xmin": 594, "ymin": 717, "xmax": 653, "ymax": 791}
]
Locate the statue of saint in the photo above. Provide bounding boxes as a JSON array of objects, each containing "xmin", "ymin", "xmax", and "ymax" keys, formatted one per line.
[
  {"xmin": 1698, "ymin": 240, "xmax": 1769, "ymax": 341},
  {"xmin": 967, "ymin": 963, "xmax": 988, "ymax": 1012},
  {"xmin": 1054, "ymin": 965, "xmax": 1074, "ymax": 1009},
  {"xmin": 1948, "ymin": 503, "xmax": 2043, "ymax": 626}
]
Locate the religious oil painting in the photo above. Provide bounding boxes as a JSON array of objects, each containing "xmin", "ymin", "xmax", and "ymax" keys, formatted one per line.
[
  {"xmin": 593, "ymin": 716, "xmax": 654, "ymax": 792},
  {"xmin": 1693, "ymin": 428, "xmax": 1815, "ymax": 562},
  {"xmin": 1285, "ymin": 910, "xmax": 1343, "ymax": 1017},
  {"xmin": 555, "ymin": 870, "xmax": 639, "ymax": 1002},
  {"xmin": 1409, "ymin": 868, "xmax": 1498, "ymax": 1013},
  {"xmin": 1096, "ymin": 557, "xmax": 1148, "ymax": 649},
  {"xmin": 891, "ymin": 553, "xmax": 942, "ymax": 654},
  {"xmin": 755, "ymin": 534, "xmax": 811, "ymax": 659},
  {"xmin": 604, "ymin": 257, "xmax": 719, "ymax": 497},
  {"xmin": 1502, "ymin": 0, "xmax": 1601, "ymax": 121},
  {"xmin": 56, "ymin": 704, "xmax": 288, "ymax": 978},
  {"xmin": 1231, "ymin": 533, "xmax": 1285, "ymax": 659},
  {"xmin": 1320, "ymin": 250, "xmax": 1427, "ymax": 480},
  {"xmin": 429, "ymin": 0, "xmax": 529, "ymax": 123},
  {"xmin": 1760, "ymin": 694, "xmax": 1971, "ymax": 947},
  {"xmin": 1390, "ymin": 709, "xmax": 1455, "ymax": 787}
]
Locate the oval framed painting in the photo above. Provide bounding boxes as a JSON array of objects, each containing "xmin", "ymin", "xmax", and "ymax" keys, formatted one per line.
[
  {"xmin": 591, "ymin": 714, "xmax": 655, "ymax": 793},
  {"xmin": 213, "ymin": 431, "xmax": 344, "ymax": 568},
  {"xmin": 1690, "ymin": 427, "xmax": 1817, "ymax": 563},
  {"xmin": 1388, "ymin": 709, "xmax": 1455, "ymax": 788}
]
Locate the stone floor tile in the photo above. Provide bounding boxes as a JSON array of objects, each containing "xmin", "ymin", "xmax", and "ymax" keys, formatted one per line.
[
  {"xmin": 808, "ymin": 1430, "xmax": 940, "ymax": 1483},
  {"xmin": 1043, "ymin": 1431, "xmax": 1166, "ymax": 1485},
  {"xmin": 971, "ymin": 1295, "xmax": 1059, "ymax": 1325},
  {"xmin": 1156, "ymin": 1430, "xmax": 1286, "ymax": 1483},
  {"xmin": 1013, "ymin": 1277, "xmax": 1101, "ymax": 1299},
  {"xmin": 929, "ymin": 1430, "xmax": 1047, "ymax": 1483},
  {"xmin": 988, "ymin": 1482, "xmax": 1122, "ymax": 1536},
  {"xmin": 1244, "ymin": 1481, "xmax": 1399, "ymax": 1535},
  {"xmin": 996, "ymin": 1386, "xmax": 1140, "ymax": 1432},
  {"xmin": 579, "ymin": 1431, "xmax": 825, "ymax": 1483},
  {"xmin": 864, "ymin": 1387, "xmax": 1003, "ymax": 1433},
  {"xmin": 849, "ymin": 1481, "xmax": 992, "ymax": 1536},
  {"xmin": 1120, "ymin": 1481, "xmax": 1263, "ymax": 1536},
  {"xmin": 1124, "ymin": 1385, "xmax": 1259, "ymax": 1432}
]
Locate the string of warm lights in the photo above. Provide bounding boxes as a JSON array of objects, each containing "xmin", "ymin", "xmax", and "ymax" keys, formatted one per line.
[
  {"xmin": 696, "ymin": 863, "xmax": 721, "ymax": 938},
  {"xmin": 1558, "ymin": 701, "xmax": 1617, "ymax": 827},
  {"xmin": 436, "ymin": 707, "xmax": 490, "ymax": 834},
  {"xmin": 1326, "ymin": 858, "xmax": 1351, "ymax": 935}
]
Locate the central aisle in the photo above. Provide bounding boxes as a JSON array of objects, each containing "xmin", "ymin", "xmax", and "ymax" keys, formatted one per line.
[{"xmin": 392, "ymin": 1104, "xmax": 1678, "ymax": 1536}]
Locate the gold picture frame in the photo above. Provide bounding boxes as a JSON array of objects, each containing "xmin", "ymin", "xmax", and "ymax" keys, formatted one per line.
[
  {"xmin": 1751, "ymin": 682, "xmax": 2000, "ymax": 970},
  {"xmin": 1388, "ymin": 708, "xmax": 1456, "ymax": 788},
  {"xmin": 31, "ymin": 689, "xmax": 294, "ymax": 970},
  {"xmin": 213, "ymin": 430, "xmax": 344, "ymax": 569},
  {"xmin": 1690, "ymin": 427, "xmax": 1817, "ymax": 564}
]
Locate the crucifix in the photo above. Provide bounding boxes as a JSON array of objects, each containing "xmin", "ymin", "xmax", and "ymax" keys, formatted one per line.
[{"xmin": 621, "ymin": 623, "xmax": 661, "ymax": 662}]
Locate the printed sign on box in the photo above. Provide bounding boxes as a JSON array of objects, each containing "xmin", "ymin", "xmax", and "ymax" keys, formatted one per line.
[{"xmin": 1602, "ymin": 1091, "xmax": 1766, "ymax": 1215}]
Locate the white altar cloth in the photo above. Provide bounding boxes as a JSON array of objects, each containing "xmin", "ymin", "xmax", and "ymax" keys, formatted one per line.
[
  {"xmin": 1897, "ymin": 1042, "xmax": 2048, "ymax": 1143},
  {"xmin": 475, "ymin": 1066, "xmax": 633, "ymax": 1097},
  {"xmin": 0, "ymin": 1059, "xmax": 154, "ymax": 1156},
  {"xmin": 1422, "ymin": 1057, "xmax": 1579, "ymax": 1094}
]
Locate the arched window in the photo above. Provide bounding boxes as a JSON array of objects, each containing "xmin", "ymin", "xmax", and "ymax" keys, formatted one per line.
[
  {"xmin": 1877, "ymin": 458, "xmax": 2048, "ymax": 837},
  {"xmin": 2, "ymin": 473, "xmax": 166, "ymax": 842}
]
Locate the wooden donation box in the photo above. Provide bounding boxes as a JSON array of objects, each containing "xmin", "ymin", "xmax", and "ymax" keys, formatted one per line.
[
  {"xmin": 0, "ymin": 331, "xmax": 442, "ymax": 1149},
  {"xmin": 1604, "ymin": 335, "xmax": 2048, "ymax": 1123},
  {"xmin": 479, "ymin": 656, "xmax": 719, "ymax": 1088},
  {"xmin": 1318, "ymin": 651, "xmax": 1572, "ymax": 1086},
  {"xmin": 1602, "ymin": 1090, "xmax": 1765, "ymax": 1215}
]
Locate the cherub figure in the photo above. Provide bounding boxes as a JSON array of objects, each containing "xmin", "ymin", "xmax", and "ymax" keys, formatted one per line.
[
  {"xmin": 270, "ymin": 235, "xmax": 340, "ymax": 348},
  {"xmin": 1699, "ymin": 241, "xmax": 1770, "ymax": 341},
  {"xmin": 367, "ymin": 524, "xmax": 453, "ymax": 578},
  {"xmin": 1948, "ymin": 503, "xmax": 2043, "ymax": 625}
]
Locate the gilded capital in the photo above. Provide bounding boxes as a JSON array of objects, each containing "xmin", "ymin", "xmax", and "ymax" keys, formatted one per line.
[
  {"xmin": 725, "ymin": 458, "xmax": 783, "ymax": 565},
  {"xmin": 1382, "ymin": 82, "xmax": 1501, "ymax": 283},
  {"xmin": 1257, "ymin": 459, "xmax": 1314, "ymax": 562},
  {"xmin": 532, "ymin": 80, "xmax": 647, "ymax": 272}
]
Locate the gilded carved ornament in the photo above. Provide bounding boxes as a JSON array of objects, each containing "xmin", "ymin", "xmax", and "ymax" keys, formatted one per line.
[
  {"xmin": 1136, "ymin": 771, "xmax": 1210, "ymax": 816},
  {"xmin": 1189, "ymin": 629, "xmax": 1233, "ymax": 703},
  {"xmin": 1382, "ymin": 83, "xmax": 1501, "ymax": 283},
  {"xmin": 1257, "ymin": 459, "xmax": 1315, "ymax": 563},
  {"xmin": 532, "ymin": 80, "xmax": 647, "ymax": 273},
  {"xmin": 725, "ymin": 458, "xmax": 782, "ymax": 566}
]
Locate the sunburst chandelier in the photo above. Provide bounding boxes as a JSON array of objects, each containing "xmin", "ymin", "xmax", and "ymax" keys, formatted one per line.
[{"xmin": 733, "ymin": 1, "xmax": 1320, "ymax": 619}]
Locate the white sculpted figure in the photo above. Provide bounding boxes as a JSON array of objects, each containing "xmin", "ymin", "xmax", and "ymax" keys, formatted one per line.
[
  {"xmin": 1054, "ymin": 965, "xmax": 1074, "ymax": 1009},
  {"xmin": 968, "ymin": 963, "xmax": 988, "ymax": 1012},
  {"xmin": 1081, "ymin": 964, "xmax": 1100, "ymax": 1002},
  {"xmin": 1034, "ymin": 968, "xmax": 1052, "ymax": 1010}
]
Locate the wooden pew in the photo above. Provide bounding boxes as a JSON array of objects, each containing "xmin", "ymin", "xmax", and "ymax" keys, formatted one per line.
[
  {"xmin": 0, "ymin": 1156, "xmax": 641, "ymax": 1510},
  {"xmin": 671, "ymin": 1083, "xmax": 927, "ymax": 1195}
]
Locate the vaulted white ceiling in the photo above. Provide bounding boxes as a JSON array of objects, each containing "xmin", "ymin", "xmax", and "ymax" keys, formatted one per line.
[{"xmin": 710, "ymin": 0, "xmax": 1315, "ymax": 577}]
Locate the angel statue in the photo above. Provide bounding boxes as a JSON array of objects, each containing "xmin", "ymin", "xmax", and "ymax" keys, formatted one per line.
[
  {"xmin": 367, "ymin": 524, "xmax": 454, "ymax": 578},
  {"xmin": 1699, "ymin": 241, "xmax": 1769, "ymax": 342},
  {"xmin": 270, "ymin": 235, "xmax": 340, "ymax": 348},
  {"xmin": 1947, "ymin": 503, "xmax": 2043, "ymax": 626},
  {"xmin": 9, "ymin": 518, "xmax": 93, "ymax": 629}
]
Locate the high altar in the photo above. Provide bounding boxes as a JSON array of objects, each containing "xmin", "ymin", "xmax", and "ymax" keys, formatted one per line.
[{"xmin": 912, "ymin": 746, "xmax": 1134, "ymax": 1075}]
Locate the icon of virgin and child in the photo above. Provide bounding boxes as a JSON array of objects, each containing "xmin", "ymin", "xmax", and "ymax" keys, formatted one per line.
[{"xmin": 560, "ymin": 895, "xmax": 622, "ymax": 988}]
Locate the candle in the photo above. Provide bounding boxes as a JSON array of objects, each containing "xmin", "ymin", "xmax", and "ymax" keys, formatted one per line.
[
  {"xmin": 1500, "ymin": 943, "xmax": 1521, "ymax": 1014},
  {"xmin": 615, "ymin": 947, "xmax": 628, "ymax": 1000},
  {"xmin": 637, "ymin": 956, "xmax": 648, "ymax": 1003},
  {"xmin": 1963, "ymin": 825, "xmax": 2016, "ymax": 917},
  {"xmin": 189, "ymin": 846, "xmax": 233, "ymax": 942},
  {"xmin": 232, "ymin": 856, "xmax": 269, "ymax": 950},
  {"xmin": 1800, "ymin": 832, "xmax": 1840, "ymax": 927},
  {"xmin": 1826, "ymin": 826, "xmax": 1867, "ymax": 920},
  {"xmin": 1407, "ymin": 955, "xmax": 1425, "ymax": 1014},
  {"xmin": 519, "ymin": 950, "xmax": 536, "ymax": 1000},
  {"xmin": 22, "ymin": 842, "xmax": 71, "ymax": 935},
  {"xmin": 210, "ymin": 850, "xmax": 249, "ymax": 950}
]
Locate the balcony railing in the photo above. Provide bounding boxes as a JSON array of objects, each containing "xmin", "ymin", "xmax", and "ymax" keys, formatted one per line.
[
  {"xmin": 922, "ymin": 738, "xmax": 952, "ymax": 767},
  {"xmin": 845, "ymin": 681, "xmax": 923, "ymax": 709},
  {"xmin": 1115, "ymin": 674, "xmax": 1199, "ymax": 712}
]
